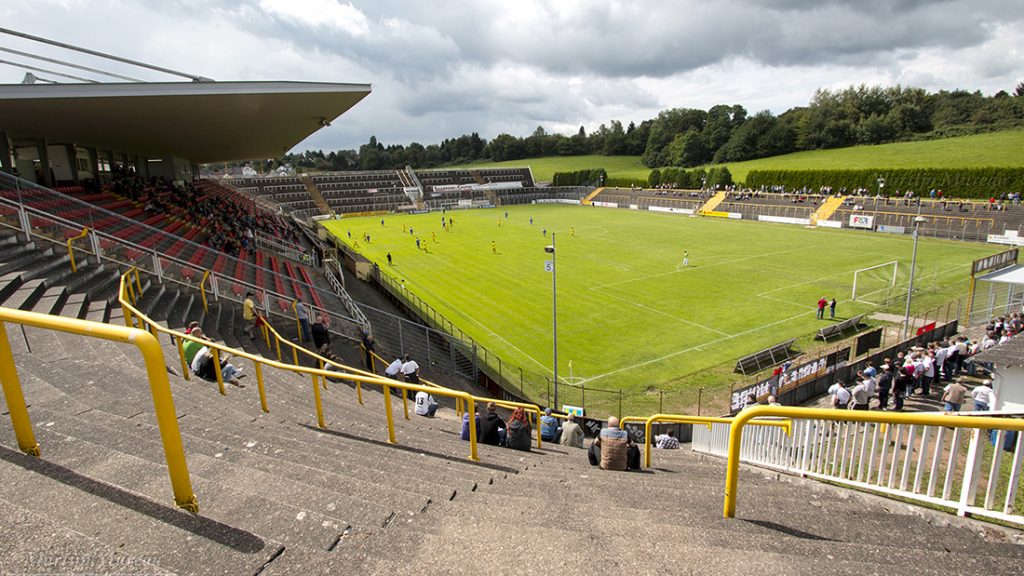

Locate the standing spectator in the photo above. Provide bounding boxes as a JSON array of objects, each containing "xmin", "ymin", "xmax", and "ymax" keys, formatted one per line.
[
  {"xmin": 506, "ymin": 407, "xmax": 532, "ymax": 451},
  {"xmin": 829, "ymin": 298, "xmax": 837, "ymax": 319},
  {"xmin": 360, "ymin": 332, "xmax": 375, "ymax": 371},
  {"xmin": 920, "ymin": 351, "xmax": 936, "ymax": 396},
  {"xmin": 655, "ymin": 429, "xmax": 680, "ymax": 449},
  {"xmin": 414, "ymin": 390, "xmax": 438, "ymax": 417},
  {"xmin": 876, "ymin": 363, "xmax": 893, "ymax": 410},
  {"xmin": 942, "ymin": 380, "xmax": 968, "ymax": 412},
  {"xmin": 295, "ymin": 296, "xmax": 312, "ymax": 343},
  {"xmin": 817, "ymin": 296, "xmax": 828, "ymax": 319},
  {"xmin": 385, "ymin": 356, "xmax": 403, "ymax": 381},
  {"xmin": 829, "ymin": 381, "xmax": 851, "ymax": 409},
  {"xmin": 849, "ymin": 378, "xmax": 870, "ymax": 410},
  {"xmin": 479, "ymin": 402, "xmax": 505, "ymax": 446},
  {"xmin": 559, "ymin": 413, "xmax": 584, "ymax": 448},
  {"xmin": 311, "ymin": 314, "xmax": 332, "ymax": 357},
  {"xmin": 243, "ymin": 291, "xmax": 259, "ymax": 339},
  {"xmin": 401, "ymin": 354, "xmax": 420, "ymax": 384},
  {"xmin": 971, "ymin": 380, "xmax": 994, "ymax": 411},
  {"xmin": 540, "ymin": 408, "xmax": 561, "ymax": 442}
]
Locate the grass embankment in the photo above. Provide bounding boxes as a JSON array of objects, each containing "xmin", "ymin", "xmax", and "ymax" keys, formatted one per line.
[{"xmin": 447, "ymin": 129, "xmax": 1024, "ymax": 185}]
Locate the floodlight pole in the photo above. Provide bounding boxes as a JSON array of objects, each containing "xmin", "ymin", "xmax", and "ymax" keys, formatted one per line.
[
  {"xmin": 903, "ymin": 216, "xmax": 927, "ymax": 338},
  {"xmin": 551, "ymin": 233, "xmax": 559, "ymax": 409}
]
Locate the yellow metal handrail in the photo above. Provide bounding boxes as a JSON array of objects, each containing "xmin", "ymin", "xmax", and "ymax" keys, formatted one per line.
[
  {"xmin": 118, "ymin": 271, "xmax": 482, "ymax": 461},
  {"xmin": 199, "ymin": 270, "xmax": 211, "ymax": 313},
  {"xmin": 623, "ymin": 413, "xmax": 791, "ymax": 468},
  {"xmin": 65, "ymin": 227, "xmax": 89, "ymax": 273},
  {"xmin": 723, "ymin": 406, "xmax": 1024, "ymax": 519},
  {"xmin": 369, "ymin": 350, "xmax": 547, "ymax": 448},
  {"xmin": 0, "ymin": 305, "xmax": 198, "ymax": 512}
]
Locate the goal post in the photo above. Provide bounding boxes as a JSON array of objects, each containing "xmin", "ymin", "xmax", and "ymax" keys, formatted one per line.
[{"xmin": 852, "ymin": 260, "xmax": 899, "ymax": 302}]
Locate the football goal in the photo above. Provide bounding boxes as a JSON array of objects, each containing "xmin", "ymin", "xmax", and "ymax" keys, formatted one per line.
[{"xmin": 852, "ymin": 261, "xmax": 899, "ymax": 304}]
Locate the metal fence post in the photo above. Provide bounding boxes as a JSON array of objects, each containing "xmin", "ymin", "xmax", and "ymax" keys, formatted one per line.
[
  {"xmin": 398, "ymin": 319, "xmax": 404, "ymax": 352},
  {"xmin": 618, "ymin": 390, "xmax": 622, "ymax": 420}
]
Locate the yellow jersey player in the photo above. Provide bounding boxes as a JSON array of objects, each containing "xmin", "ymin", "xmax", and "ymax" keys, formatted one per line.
[
  {"xmin": 570, "ymin": 226, "xmax": 575, "ymax": 237},
  {"xmin": 491, "ymin": 241, "xmax": 496, "ymax": 254}
]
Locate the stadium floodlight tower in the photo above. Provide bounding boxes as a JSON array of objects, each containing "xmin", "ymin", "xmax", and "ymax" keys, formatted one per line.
[
  {"xmin": 902, "ymin": 216, "xmax": 928, "ymax": 337},
  {"xmin": 545, "ymin": 236, "xmax": 558, "ymax": 409}
]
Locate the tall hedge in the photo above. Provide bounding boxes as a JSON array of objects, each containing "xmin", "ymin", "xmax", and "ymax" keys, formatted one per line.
[
  {"xmin": 744, "ymin": 168, "xmax": 1024, "ymax": 198},
  {"xmin": 552, "ymin": 168, "xmax": 608, "ymax": 187}
]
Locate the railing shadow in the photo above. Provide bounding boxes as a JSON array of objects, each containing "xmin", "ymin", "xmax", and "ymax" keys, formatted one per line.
[
  {"xmin": 299, "ymin": 423, "xmax": 519, "ymax": 474},
  {"xmin": 742, "ymin": 519, "xmax": 837, "ymax": 542},
  {"xmin": 0, "ymin": 444, "xmax": 266, "ymax": 553}
]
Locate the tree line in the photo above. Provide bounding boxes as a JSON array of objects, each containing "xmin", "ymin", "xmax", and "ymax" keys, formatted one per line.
[{"xmin": 239, "ymin": 82, "xmax": 1024, "ymax": 175}]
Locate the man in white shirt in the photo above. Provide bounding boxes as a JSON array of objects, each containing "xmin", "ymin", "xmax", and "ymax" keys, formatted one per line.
[
  {"xmin": 971, "ymin": 380, "xmax": 994, "ymax": 411},
  {"xmin": 414, "ymin": 390, "xmax": 438, "ymax": 417},
  {"xmin": 829, "ymin": 381, "xmax": 851, "ymax": 409},
  {"xmin": 385, "ymin": 357, "xmax": 403, "ymax": 380},
  {"xmin": 401, "ymin": 354, "xmax": 420, "ymax": 384}
]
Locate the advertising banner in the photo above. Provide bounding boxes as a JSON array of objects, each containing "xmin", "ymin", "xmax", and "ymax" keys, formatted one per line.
[{"xmin": 849, "ymin": 214, "xmax": 874, "ymax": 229}]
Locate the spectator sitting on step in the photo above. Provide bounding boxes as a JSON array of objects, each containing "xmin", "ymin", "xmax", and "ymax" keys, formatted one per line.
[
  {"xmin": 655, "ymin": 429, "xmax": 680, "ymax": 449},
  {"xmin": 540, "ymin": 407, "xmax": 561, "ymax": 442},
  {"xmin": 461, "ymin": 408, "xmax": 480, "ymax": 441},
  {"xmin": 559, "ymin": 413, "xmax": 585, "ymax": 448},
  {"xmin": 182, "ymin": 327, "xmax": 207, "ymax": 366},
  {"xmin": 505, "ymin": 407, "xmax": 532, "ymax": 451},
  {"xmin": 311, "ymin": 314, "xmax": 331, "ymax": 356},
  {"xmin": 191, "ymin": 343, "xmax": 245, "ymax": 388},
  {"xmin": 415, "ymin": 390, "xmax": 439, "ymax": 417},
  {"xmin": 589, "ymin": 416, "xmax": 641, "ymax": 471},
  {"xmin": 479, "ymin": 402, "xmax": 506, "ymax": 446},
  {"xmin": 184, "ymin": 321, "xmax": 200, "ymax": 335}
]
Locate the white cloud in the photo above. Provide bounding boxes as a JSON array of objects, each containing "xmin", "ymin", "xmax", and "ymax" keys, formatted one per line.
[{"xmin": 257, "ymin": 0, "xmax": 369, "ymax": 36}]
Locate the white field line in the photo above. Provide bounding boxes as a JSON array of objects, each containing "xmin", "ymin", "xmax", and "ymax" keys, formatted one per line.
[
  {"xmin": 590, "ymin": 247, "xmax": 808, "ymax": 291},
  {"xmin": 398, "ymin": 279, "xmax": 553, "ymax": 376},
  {"xmin": 591, "ymin": 286, "xmax": 731, "ymax": 336},
  {"xmin": 578, "ymin": 308, "xmax": 814, "ymax": 386}
]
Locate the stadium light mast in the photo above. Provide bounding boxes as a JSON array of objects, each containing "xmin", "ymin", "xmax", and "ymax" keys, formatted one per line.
[
  {"xmin": 545, "ymin": 236, "xmax": 558, "ymax": 409},
  {"xmin": 902, "ymin": 216, "xmax": 928, "ymax": 337}
]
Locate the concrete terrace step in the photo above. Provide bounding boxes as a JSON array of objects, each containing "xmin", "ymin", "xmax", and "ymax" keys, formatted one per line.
[
  {"xmin": 0, "ymin": 445, "xmax": 278, "ymax": 576},
  {"xmin": 0, "ymin": 497, "xmax": 171, "ymax": 576}
]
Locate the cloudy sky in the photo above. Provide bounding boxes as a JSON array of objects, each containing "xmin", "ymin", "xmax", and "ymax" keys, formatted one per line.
[{"xmin": 2, "ymin": 0, "xmax": 1022, "ymax": 152}]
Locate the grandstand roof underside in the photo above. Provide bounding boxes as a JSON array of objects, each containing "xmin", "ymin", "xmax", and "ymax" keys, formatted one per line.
[{"xmin": 0, "ymin": 81, "xmax": 371, "ymax": 163}]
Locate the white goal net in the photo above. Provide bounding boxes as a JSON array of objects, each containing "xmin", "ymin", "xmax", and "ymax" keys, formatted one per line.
[{"xmin": 852, "ymin": 261, "xmax": 899, "ymax": 304}]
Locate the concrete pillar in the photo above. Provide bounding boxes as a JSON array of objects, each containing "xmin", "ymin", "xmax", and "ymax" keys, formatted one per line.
[
  {"xmin": 66, "ymin": 144, "xmax": 80, "ymax": 184},
  {"xmin": 87, "ymin": 147, "xmax": 99, "ymax": 182},
  {"xmin": 0, "ymin": 132, "xmax": 12, "ymax": 175},
  {"xmin": 35, "ymin": 139, "xmax": 52, "ymax": 188}
]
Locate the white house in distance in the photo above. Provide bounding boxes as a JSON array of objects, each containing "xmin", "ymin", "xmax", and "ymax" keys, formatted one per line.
[{"xmin": 972, "ymin": 337, "xmax": 1024, "ymax": 411}]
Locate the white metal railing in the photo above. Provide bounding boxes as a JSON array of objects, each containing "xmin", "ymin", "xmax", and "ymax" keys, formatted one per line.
[{"xmin": 693, "ymin": 411, "xmax": 1024, "ymax": 526}]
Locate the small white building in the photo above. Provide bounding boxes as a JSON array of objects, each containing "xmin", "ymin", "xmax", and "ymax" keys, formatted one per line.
[{"xmin": 972, "ymin": 336, "xmax": 1024, "ymax": 411}]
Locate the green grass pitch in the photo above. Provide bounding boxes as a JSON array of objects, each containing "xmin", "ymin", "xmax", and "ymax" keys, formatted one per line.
[{"xmin": 324, "ymin": 205, "xmax": 996, "ymax": 408}]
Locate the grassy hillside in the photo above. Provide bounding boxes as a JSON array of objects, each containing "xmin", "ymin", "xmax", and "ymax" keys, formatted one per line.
[{"xmin": 446, "ymin": 129, "xmax": 1024, "ymax": 184}]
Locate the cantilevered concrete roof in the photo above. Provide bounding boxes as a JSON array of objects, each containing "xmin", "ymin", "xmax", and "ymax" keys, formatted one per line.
[{"xmin": 0, "ymin": 81, "xmax": 371, "ymax": 163}]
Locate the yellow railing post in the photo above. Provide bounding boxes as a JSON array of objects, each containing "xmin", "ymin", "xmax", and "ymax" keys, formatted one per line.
[
  {"xmin": 135, "ymin": 325, "xmax": 199, "ymax": 513},
  {"xmin": 275, "ymin": 335, "xmax": 282, "ymax": 363},
  {"xmin": 0, "ymin": 320, "xmax": 41, "ymax": 456},
  {"xmin": 133, "ymin": 269, "xmax": 142, "ymax": 300},
  {"xmin": 211, "ymin": 349, "xmax": 226, "ymax": 396},
  {"xmin": 199, "ymin": 270, "xmax": 210, "ymax": 313},
  {"xmin": 66, "ymin": 227, "xmax": 89, "ymax": 273},
  {"xmin": 292, "ymin": 300, "xmax": 302, "ymax": 343},
  {"xmin": 291, "ymin": 346, "xmax": 298, "ymax": 366},
  {"xmin": 311, "ymin": 373, "xmax": 325, "ymax": 428},
  {"xmin": 356, "ymin": 382, "xmax": 363, "ymax": 405},
  {"xmin": 466, "ymin": 398, "xmax": 479, "ymax": 461},
  {"xmin": 383, "ymin": 384, "xmax": 397, "ymax": 444},
  {"xmin": 402, "ymin": 387, "xmax": 410, "ymax": 420},
  {"xmin": 175, "ymin": 336, "xmax": 190, "ymax": 381},
  {"xmin": 262, "ymin": 321, "xmax": 270, "ymax": 347},
  {"xmin": 256, "ymin": 362, "xmax": 268, "ymax": 413}
]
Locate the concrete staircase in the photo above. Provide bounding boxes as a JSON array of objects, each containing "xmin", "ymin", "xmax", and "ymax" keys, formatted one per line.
[
  {"xmin": 299, "ymin": 176, "xmax": 333, "ymax": 216},
  {"xmin": 699, "ymin": 190, "xmax": 728, "ymax": 214},
  {"xmin": 811, "ymin": 195, "xmax": 847, "ymax": 225},
  {"xmin": 581, "ymin": 186, "xmax": 605, "ymax": 206},
  {"xmin": 1, "ymin": 230, "xmax": 1024, "ymax": 575}
]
